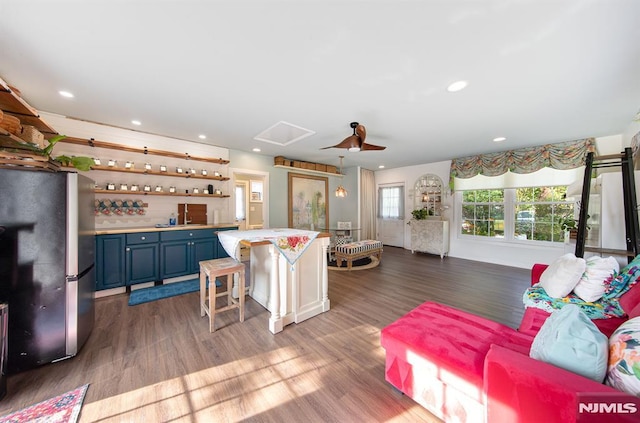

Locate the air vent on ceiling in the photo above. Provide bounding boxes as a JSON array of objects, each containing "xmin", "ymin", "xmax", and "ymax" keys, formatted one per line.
[{"xmin": 254, "ymin": 121, "xmax": 315, "ymax": 146}]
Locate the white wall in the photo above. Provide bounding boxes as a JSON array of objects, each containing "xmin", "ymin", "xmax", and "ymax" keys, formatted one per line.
[
  {"xmin": 375, "ymin": 134, "xmax": 630, "ymax": 269},
  {"xmin": 43, "ymin": 113, "xmax": 234, "ymax": 229},
  {"xmin": 375, "ymin": 160, "xmax": 452, "ymax": 248}
]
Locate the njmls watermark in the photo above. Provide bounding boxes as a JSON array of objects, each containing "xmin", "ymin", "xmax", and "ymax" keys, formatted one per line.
[{"xmin": 577, "ymin": 393, "xmax": 640, "ymax": 422}]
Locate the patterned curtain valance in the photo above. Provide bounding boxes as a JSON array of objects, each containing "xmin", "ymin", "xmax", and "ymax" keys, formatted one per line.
[{"xmin": 450, "ymin": 138, "xmax": 596, "ymax": 185}]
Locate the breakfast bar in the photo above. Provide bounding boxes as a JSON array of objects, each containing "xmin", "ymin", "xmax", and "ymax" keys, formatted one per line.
[{"xmin": 218, "ymin": 229, "xmax": 331, "ymax": 333}]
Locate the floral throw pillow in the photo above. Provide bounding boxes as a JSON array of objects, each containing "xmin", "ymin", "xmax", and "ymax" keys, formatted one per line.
[{"xmin": 607, "ymin": 317, "xmax": 640, "ymax": 395}]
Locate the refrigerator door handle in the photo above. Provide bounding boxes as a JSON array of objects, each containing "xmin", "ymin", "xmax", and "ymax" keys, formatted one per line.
[{"xmin": 66, "ymin": 173, "xmax": 79, "ymax": 276}]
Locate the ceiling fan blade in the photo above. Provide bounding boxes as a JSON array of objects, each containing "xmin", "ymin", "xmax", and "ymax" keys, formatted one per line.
[
  {"xmin": 360, "ymin": 142, "xmax": 386, "ymax": 151},
  {"xmin": 320, "ymin": 134, "xmax": 360, "ymax": 150},
  {"xmin": 355, "ymin": 124, "xmax": 366, "ymax": 143}
]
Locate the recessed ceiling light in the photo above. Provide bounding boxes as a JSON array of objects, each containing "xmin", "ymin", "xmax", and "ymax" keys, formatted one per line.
[
  {"xmin": 131, "ymin": 120, "xmax": 141, "ymax": 126},
  {"xmin": 59, "ymin": 90, "xmax": 74, "ymax": 98},
  {"xmin": 447, "ymin": 80, "xmax": 468, "ymax": 92},
  {"xmin": 378, "ymin": 165, "xmax": 385, "ymax": 169},
  {"xmin": 493, "ymin": 137, "xmax": 506, "ymax": 142},
  {"xmin": 252, "ymin": 148, "xmax": 261, "ymax": 152},
  {"xmin": 198, "ymin": 134, "xmax": 207, "ymax": 140}
]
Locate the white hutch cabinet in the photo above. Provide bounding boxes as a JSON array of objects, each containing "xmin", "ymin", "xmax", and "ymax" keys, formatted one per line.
[
  {"xmin": 409, "ymin": 174, "xmax": 449, "ymax": 258},
  {"xmin": 410, "ymin": 220, "xmax": 449, "ymax": 258}
]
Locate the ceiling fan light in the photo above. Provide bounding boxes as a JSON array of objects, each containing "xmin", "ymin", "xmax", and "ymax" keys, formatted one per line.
[
  {"xmin": 348, "ymin": 147, "xmax": 360, "ymax": 152},
  {"xmin": 335, "ymin": 185, "xmax": 348, "ymax": 197}
]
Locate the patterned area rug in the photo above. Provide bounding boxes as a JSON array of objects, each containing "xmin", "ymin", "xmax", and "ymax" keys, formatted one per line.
[
  {"xmin": 0, "ymin": 384, "xmax": 89, "ymax": 423},
  {"xmin": 328, "ymin": 256, "xmax": 379, "ymax": 271}
]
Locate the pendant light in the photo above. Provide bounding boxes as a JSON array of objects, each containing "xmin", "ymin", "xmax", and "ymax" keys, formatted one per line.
[{"xmin": 335, "ymin": 156, "xmax": 347, "ymax": 198}]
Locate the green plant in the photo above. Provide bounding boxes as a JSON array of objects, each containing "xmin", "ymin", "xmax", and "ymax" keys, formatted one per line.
[
  {"xmin": 558, "ymin": 215, "xmax": 577, "ymax": 232},
  {"xmin": 44, "ymin": 135, "xmax": 93, "ymax": 171},
  {"xmin": 558, "ymin": 213, "xmax": 591, "ymax": 232},
  {"xmin": 411, "ymin": 208, "xmax": 430, "ymax": 220}
]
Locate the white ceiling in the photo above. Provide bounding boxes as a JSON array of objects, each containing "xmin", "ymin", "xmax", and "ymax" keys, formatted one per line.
[{"xmin": 1, "ymin": 0, "xmax": 639, "ymax": 171}]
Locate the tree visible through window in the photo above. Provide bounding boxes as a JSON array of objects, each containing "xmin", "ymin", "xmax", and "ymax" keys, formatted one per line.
[
  {"xmin": 461, "ymin": 189, "xmax": 505, "ymax": 237},
  {"xmin": 514, "ymin": 186, "xmax": 572, "ymax": 242},
  {"xmin": 460, "ymin": 186, "xmax": 573, "ymax": 243}
]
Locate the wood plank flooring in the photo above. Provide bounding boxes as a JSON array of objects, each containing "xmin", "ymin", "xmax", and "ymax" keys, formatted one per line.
[{"xmin": 0, "ymin": 246, "xmax": 532, "ymax": 422}]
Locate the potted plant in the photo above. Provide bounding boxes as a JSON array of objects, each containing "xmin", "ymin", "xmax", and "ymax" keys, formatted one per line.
[
  {"xmin": 558, "ymin": 213, "xmax": 590, "ymax": 239},
  {"xmin": 411, "ymin": 208, "xmax": 430, "ymax": 220}
]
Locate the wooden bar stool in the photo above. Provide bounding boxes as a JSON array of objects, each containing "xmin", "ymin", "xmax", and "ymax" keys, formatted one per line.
[{"xmin": 199, "ymin": 257, "xmax": 246, "ymax": 332}]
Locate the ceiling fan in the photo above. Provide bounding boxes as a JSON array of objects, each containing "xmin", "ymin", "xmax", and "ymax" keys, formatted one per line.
[{"xmin": 321, "ymin": 122, "xmax": 386, "ymax": 152}]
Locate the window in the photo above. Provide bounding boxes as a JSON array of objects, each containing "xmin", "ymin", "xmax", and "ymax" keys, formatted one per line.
[
  {"xmin": 235, "ymin": 184, "xmax": 246, "ymax": 221},
  {"xmin": 514, "ymin": 186, "xmax": 572, "ymax": 242},
  {"xmin": 461, "ymin": 189, "xmax": 505, "ymax": 237},
  {"xmin": 378, "ymin": 186, "xmax": 404, "ymax": 219},
  {"xmin": 460, "ymin": 185, "xmax": 573, "ymax": 243}
]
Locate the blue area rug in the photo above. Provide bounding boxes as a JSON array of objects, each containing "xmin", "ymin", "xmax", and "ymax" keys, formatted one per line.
[{"xmin": 128, "ymin": 278, "xmax": 221, "ymax": 306}]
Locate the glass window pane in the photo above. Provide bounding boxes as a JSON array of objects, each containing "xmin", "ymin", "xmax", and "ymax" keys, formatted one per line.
[
  {"xmin": 489, "ymin": 190, "xmax": 504, "ymax": 202},
  {"xmin": 462, "ymin": 191, "xmax": 476, "ymax": 202},
  {"xmin": 379, "ymin": 186, "xmax": 404, "ymax": 219}
]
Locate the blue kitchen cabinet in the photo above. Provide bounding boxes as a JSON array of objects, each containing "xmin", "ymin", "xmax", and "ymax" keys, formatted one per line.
[
  {"xmin": 125, "ymin": 232, "xmax": 160, "ymax": 285},
  {"xmin": 160, "ymin": 229, "xmax": 218, "ymax": 278},
  {"xmin": 160, "ymin": 240, "xmax": 191, "ymax": 279},
  {"xmin": 95, "ymin": 234, "xmax": 126, "ymax": 290},
  {"xmin": 95, "ymin": 226, "xmax": 238, "ymax": 290},
  {"xmin": 191, "ymin": 237, "xmax": 216, "ymax": 269}
]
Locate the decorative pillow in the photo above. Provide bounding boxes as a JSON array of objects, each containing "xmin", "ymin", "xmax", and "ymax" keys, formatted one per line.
[
  {"xmin": 602, "ymin": 254, "xmax": 640, "ymax": 302},
  {"xmin": 530, "ymin": 304, "xmax": 608, "ymax": 382},
  {"xmin": 606, "ymin": 317, "xmax": 640, "ymax": 395},
  {"xmin": 573, "ymin": 256, "xmax": 619, "ymax": 302},
  {"xmin": 538, "ymin": 253, "xmax": 586, "ymax": 298}
]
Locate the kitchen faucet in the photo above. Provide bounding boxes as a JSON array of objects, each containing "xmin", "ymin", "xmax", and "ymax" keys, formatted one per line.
[{"xmin": 183, "ymin": 203, "xmax": 192, "ymax": 225}]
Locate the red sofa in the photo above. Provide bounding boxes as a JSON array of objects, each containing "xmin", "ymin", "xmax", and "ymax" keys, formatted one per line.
[{"xmin": 380, "ymin": 264, "xmax": 640, "ymax": 423}]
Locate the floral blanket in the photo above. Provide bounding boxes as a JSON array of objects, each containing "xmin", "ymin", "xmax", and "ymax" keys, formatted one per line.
[
  {"xmin": 523, "ymin": 256, "xmax": 640, "ymax": 319},
  {"xmin": 523, "ymin": 286, "xmax": 625, "ymax": 319},
  {"xmin": 217, "ymin": 228, "xmax": 320, "ymax": 266}
]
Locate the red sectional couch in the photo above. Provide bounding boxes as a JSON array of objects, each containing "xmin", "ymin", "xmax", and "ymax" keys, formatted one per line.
[{"xmin": 380, "ymin": 264, "xmax": 640, "ymax": 423}]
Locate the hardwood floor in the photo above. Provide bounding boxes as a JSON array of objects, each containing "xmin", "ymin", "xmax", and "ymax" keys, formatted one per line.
[{"xmin": 0, "ymin": 247, "xmax": 531, "ymax": 422}]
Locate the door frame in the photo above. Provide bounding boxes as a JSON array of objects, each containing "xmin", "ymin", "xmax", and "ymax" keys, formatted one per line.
[
  {"xmin": 234, "ymin": 180, "xmax": 250, "ymax": 230},
  {"xmin": 376, "ymin": 182, "xmax": 406, "ymax": 247},
  {"xmin": 230, "ymin": 168, "xmax": 270, "ymax": 229}
]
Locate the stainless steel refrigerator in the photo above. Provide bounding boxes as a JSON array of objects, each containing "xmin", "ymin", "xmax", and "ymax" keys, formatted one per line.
[{"xmin": 0, "ymin": 168, "xmax": 95, "ymax": 373}]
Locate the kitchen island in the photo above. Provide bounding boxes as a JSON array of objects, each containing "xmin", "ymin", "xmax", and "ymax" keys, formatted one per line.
[{"xmin": 218, "ymin": 229, "xmax": 330, "ymax": 334}]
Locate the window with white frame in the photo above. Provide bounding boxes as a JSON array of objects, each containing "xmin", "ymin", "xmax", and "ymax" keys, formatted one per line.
[
  {"xmin": 514, "ymin": 186, "xmax": 572, "ymax": 242},
  {"xmin": 378, "ymin": 186, "xmax": 404, "ymax": 219},
  {"xmin": 461, "ymin": 189, "xmax": 505, "ymax": 237},
  {"xmin": 460, "ymin": 185, "xmax": 573, "ymax": 243}
]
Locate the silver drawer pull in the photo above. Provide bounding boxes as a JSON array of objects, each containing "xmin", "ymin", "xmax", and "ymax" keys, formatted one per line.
[{"xmin": 141, "ymin": 236, "xmax": 146, "ymax": 240}]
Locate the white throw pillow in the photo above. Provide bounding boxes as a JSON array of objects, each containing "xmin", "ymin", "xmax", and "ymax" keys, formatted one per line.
[
  {"xmin": 538, "ymin": 253, "xmax": 586, "ymax": 298},
  {"xmin": 573, "ymin": 256, "xmax": 619, "ymax": 302}
]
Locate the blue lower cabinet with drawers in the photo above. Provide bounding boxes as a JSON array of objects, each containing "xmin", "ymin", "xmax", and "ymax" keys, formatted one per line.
[{"xmin": 95, "ymin": 226, "xmax": 236, "ymax": 291}]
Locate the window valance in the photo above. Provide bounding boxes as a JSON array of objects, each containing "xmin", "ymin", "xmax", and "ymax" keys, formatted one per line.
[{"xmin": 449, "ymin": 138, "xmax": 595, "ymax": 187}]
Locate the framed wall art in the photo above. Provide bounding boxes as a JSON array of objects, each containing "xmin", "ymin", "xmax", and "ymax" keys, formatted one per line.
[{"xmin": 288, "ymin": 172, "xmax": 328, "ymax": 230}]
